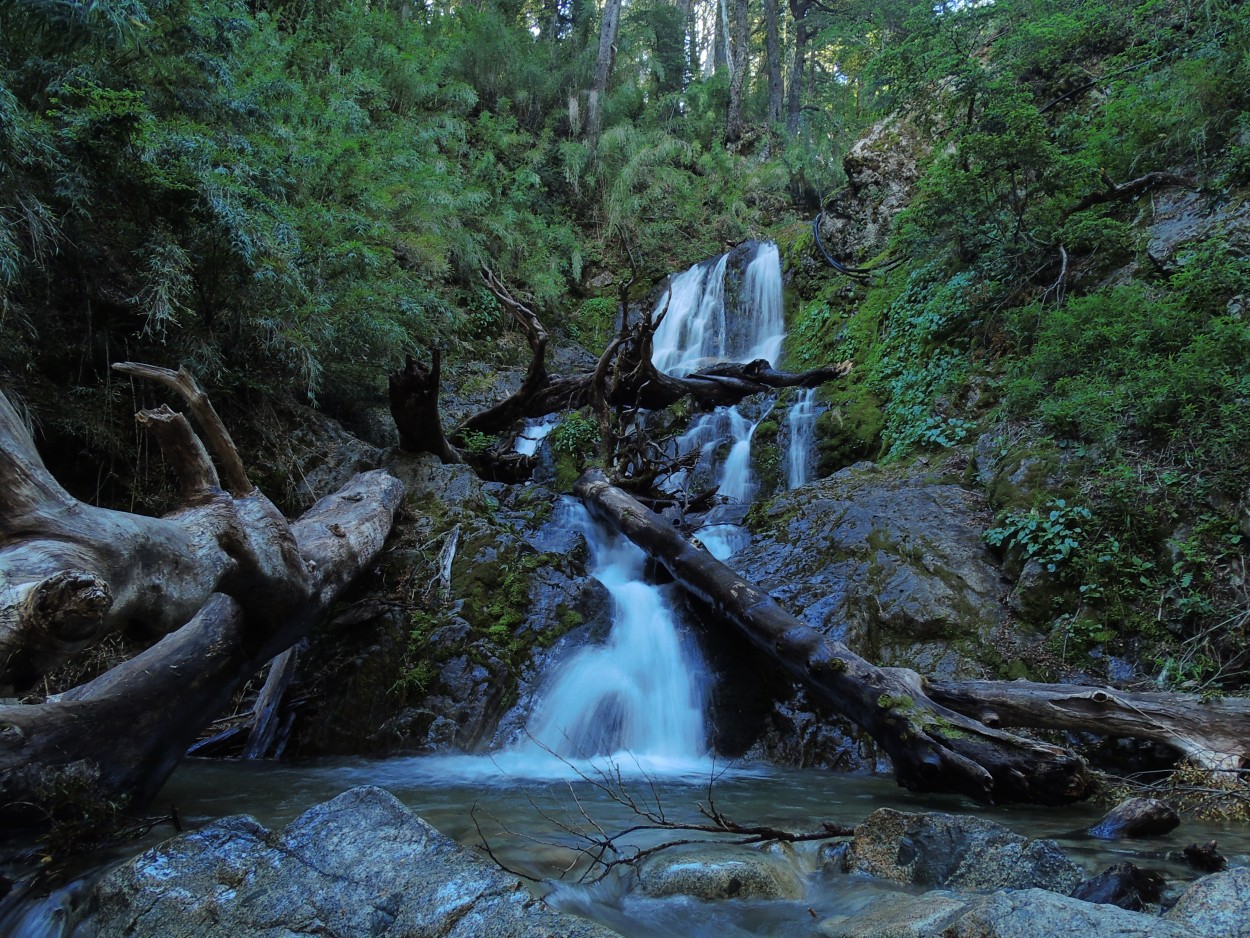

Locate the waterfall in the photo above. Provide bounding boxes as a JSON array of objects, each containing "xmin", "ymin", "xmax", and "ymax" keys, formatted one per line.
[
  {"xmin": 786, "ymin": 388, "xmax": 819, "ymax": 489},
  {"xmin": 521, "ymin": 504, "xmax": 707, "ymax": 766},
  {"xmin": 514, "ymin": 415, "xmax": 559, "ymax": 456},
  {"xmin": 742, "ymin": 242, "xmax": 784, "ymax": 366}
]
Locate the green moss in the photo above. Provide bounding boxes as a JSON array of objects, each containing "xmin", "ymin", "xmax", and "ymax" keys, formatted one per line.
[
  {"xmin": 877, "ymin": 693, "xmax": 915, "ymax": 712},
  {"xmin": 815, "ymin": 386, "xmax": 884, "ymax": 475}
]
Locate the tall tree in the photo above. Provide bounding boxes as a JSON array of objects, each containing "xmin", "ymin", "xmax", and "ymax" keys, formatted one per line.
[
  {"xmin": 587, "ymin": 0, "xmax": 624, "ymax": 137},
  {"xmin": 763, "ymin": 0, "xmax": 784, "ymax": 126},
  {"xmin": 725, "ymin": 0, "xmax": 749, "ymax": 141},
  {"xmin": 786, "ymin": 0, "xmax": 813, "ymax": 133}
]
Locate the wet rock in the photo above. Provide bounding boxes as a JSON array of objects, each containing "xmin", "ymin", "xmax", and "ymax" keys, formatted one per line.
[
  {"xmin": 1088, "ymin": 798, "xmax": 1179, "ymax": 839},
  {"xmin": 637, "ymin": 844, "xmax": 804, "ymax": 900},
  {"xmin": 818, "ymin": 840, "xmax": 851, "ymax": 873},
  {"xmin": 1071, "ymin": 862, "xmax": 1165, "ymax": 911},
  {"xmin": 1163, "ymin": 868, "xmax": 1250, "ymax": 936},
  {"xmin": 737, "ymin": 463, "xmax": 1008, "ymax": 683},
  {"xmin": 847, "ymin": 809, "xmax": 1082, "ymax": 894},
  {"xmin": 730, "ymin": 462, "xmax": 1011, "ymax": 764},
  {"xmin": 80, "ymin": 786, "xmax": 619, "ymax": 938},
  {"xmin": 944, "ymin": 887, "xmax": 1193, "ymax": 938},
  {"xmin": 817, "ymin": 889, "xmax": 969, "ymax": 937},
  {"xmin": 1183, "ymin": 841, "xmax": 1228, "ymax": 873}
]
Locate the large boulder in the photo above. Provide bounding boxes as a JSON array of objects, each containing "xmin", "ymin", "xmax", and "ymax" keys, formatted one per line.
[
  {"xmin": 820, "ymin": 117, "xmax": 931, "ymax": 262},
  {"xmin": 1163, "ymin": 868, "xmax": 1250, "ymax": 937},
  {"xmin": 79, "ymin": 786, "xmax": 619, "ymax": 938},
  {"xmin": 941, "ymin": 888, "xmax": 1193, "ymax": 938},
  {"xmin": 845, "ymin": 809, "xmax": 1083, "ymax": 894}
]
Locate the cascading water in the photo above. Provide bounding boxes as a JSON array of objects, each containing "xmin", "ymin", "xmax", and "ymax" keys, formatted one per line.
[
  {"xmin": 521, "ymin": 505, "xmax": 707, "ymax": 767},
  {"xmin": 786, "ymin": 388, "xmax": 819, "ymax": 489}
]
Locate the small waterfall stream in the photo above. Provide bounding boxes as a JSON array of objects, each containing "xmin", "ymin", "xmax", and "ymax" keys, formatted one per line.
[
  {"xmin": 785, "ymin": 388, "xmax": 819, "ymax": 489},
  {"xmin": 521, "ymin": 505, "xmax": 707, "ymax": 767}
]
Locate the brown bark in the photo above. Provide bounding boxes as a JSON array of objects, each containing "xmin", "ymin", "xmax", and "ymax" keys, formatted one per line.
[
  {"xmin": 574, "ymin": 469, "xmax": 1093, "ymax": 805},
  {"xmin": 387, "ymin": 351, "xmax": 463, "ymax": 464},
  {"xmin": 927, "ymin": 679, "xmax": 1250, "ymax": 772},
  {"xmin": 0, "ymin": 376, "xmax": 403, "ymax": 828}
]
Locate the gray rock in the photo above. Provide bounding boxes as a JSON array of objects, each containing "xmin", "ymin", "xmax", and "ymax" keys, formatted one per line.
[
  {"xmin": 737, "ymin": 463, "xmax": 1008, "ymax": 682},
  {"xmin": 942, "ymin": 888, "xmax": 1192, "ymax": 938},
  {"xmin": 79, "ymin": 786, "xmax": 619, "ymax": 938},
  {"xmin": 847, "ymin": 809, "xmax": 1082, "ymax": 894},
  {"xmin": 1164, "ymin": 868, "xmax": 1250, "ymax": 937},
  {"xmin": 818, "ymin": 890, "xmax": 970, "ymax": 937},
  {"xmin": 1088, "ymin": 798, "xmax": 1180, "ymax": 840},
  {"xmin": 637, "ymin": 844, "xmax": 804, "ymax": 901}
]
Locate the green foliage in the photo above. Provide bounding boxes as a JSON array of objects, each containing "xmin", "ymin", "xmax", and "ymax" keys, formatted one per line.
[
  {"xmin": 550, "ymin": 409, "xmax": 600, "ymax": 489},
  {"xmin": 985, "ymin": 497, "xmax": 1092, "ymax": 576}
]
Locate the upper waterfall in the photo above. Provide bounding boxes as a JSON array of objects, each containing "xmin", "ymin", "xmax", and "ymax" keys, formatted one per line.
[{"xmin": 651, "ymin": 242, "xmax": 785, "ymax": 377}]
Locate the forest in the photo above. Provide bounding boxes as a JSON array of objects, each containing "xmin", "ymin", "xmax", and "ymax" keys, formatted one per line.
[{"xmin": 1, "ymin": 0, "xmax": 1249, "ymax": 934}]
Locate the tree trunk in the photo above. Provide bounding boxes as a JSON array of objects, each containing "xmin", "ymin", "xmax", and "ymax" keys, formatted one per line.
[
  {"xmin": 927, "ymin": 679, "xmax": 1250, "ymax": 772},
  {"xmin": 587, "ymin": 0, "xmax": 623, "ymax": 138},
  {"xmin": 574, "ymin": 469, "xmax": 1093, "ymax": 806},
  {"xmin": 763, "ymin": 0, "xmax": 783, "ymax": 126},
  {"xmin": 725, "ymin": 0, "xmax": 749, "ymax": 143},
  {"xmin": 0, "ymin": 374, "xmax": 403, "ymax": 829},
  {"xmin": 786, "ymin": 0, "xmax": 810, "ymax": 134}
]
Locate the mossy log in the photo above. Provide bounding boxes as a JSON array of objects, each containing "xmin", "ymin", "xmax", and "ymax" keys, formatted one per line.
[
  {"xmin": 0, "ymin": 372, "xmax": 402, "ymax": 827},
  {"xmin": 574, "ymin": 469, "xmax": 1092, "ymax": 806},
  {"xmin": 927, "ymin": 679, "xmax": 1250, "ymax": 772}
]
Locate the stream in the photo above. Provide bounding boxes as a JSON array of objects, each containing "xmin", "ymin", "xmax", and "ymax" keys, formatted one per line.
[{"xmin": 5, "ymin": 242, "xmax": 1247, "ymax": 936}]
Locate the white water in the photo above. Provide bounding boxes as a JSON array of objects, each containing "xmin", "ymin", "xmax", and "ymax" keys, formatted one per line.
[
  {"xmin": 523, "ymin": 507, "xmax": 707, "ymax": 763},
  {"xmin": 514, "ymin": 415, "xmax": 559, "ymax": 456},
  {"xmin": 785, "ymin": 388, "xmax": 819, "ymax": 489}
]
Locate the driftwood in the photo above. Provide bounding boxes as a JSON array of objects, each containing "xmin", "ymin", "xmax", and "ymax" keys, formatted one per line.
[
  {"xmin": 0, "ymin": 371, "xmax": 402, "ymax": 827},
  {"xmin": 574, "ymin": 469, "xmax": 1092, "ymax": 805},
  {"xmin": 926, "ymin": 679, "xmax": 1250, "ymax": 771}
]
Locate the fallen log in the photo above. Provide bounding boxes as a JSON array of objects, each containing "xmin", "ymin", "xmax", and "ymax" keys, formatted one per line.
[
  {"xmin": 926, "ymin": 679, "xmax": 1250, "ymax": 771},
  {"xmin": 574, "ymin": 469, "xmax": 1092, "ymax": 805},
  {"xmin": 387, "ymin": 274, "xmax": 851, "ymax": 466},
  {"xmin": 0, "ymin": 374, "xmax": 403, "ymax": 828}
]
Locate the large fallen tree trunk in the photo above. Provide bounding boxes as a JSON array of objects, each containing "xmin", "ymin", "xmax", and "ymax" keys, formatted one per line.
[
  {"xmin": 574, "ymin": 469, "xmax": 1092, "ymax": 805},
  {"xmin": 927, "ymin": 679, "xmax": 1250, "ymax": 772},
  {"xmin": 388, "ymin": 270, "xmax": 851, "ymax": 464},
  {"xmin": 0, "ymin": 372, "xmax": 402, "ymax": 828}
]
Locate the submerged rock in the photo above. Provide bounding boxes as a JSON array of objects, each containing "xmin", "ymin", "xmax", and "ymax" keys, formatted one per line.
[
  {"xmin": 817, "ymin": 889, "xmax": 970, "ymax": 937},
  {"xmin": 846, "ymin": 809, "xmax": 1082, "ymax": 894},
  {"xmin": 1071, "ymin": 862, "xmax": 1165, "ymax": 911},
  {"xmin": 637, "ymin": 844, "xmax": 805, "ymax": 901},
  {"xmin": 1087, "ymin": 797, "xmax": 1180, "ymax": 839},
  {"xmin": 79, "ymin": 786, "xmax": 619, "ymax": 938}
]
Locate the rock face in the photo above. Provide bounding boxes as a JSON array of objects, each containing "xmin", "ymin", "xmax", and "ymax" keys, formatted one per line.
[
  {"xmin": 292, "ymin": 452, "xmax": 609, "ymax": 756},
  {"xmin": 729, "ymin": 461, "xmax": 1010, "ymax": 767},
  {"xmin": 739, "ymin": 463, "xmax": 1007, "ymax": 679},
  {"xmin": 819, "ymin": 116, "xmax": 931, "ymax": 262},
  {"xmin": 845, "ymin": 809, "xmax": 1083, "ymax": 894},
  {"xmin": 79, "ymin": 786, "xmax": 619, "ymax": 938}
]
